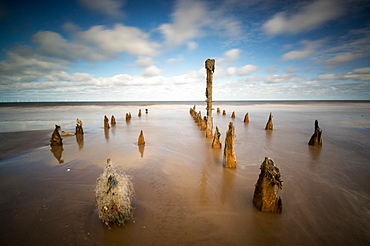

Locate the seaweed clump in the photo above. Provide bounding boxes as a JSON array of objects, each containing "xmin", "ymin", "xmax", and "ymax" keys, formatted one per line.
[{"xmin": 95, "ymin": 158, "xmax": 135, "ymax": 228}]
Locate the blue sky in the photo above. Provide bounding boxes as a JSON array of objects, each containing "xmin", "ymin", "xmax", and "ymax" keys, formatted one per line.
[{"xmin": 0, "ymin": 0, "xmax": 369, "ymax": 101}]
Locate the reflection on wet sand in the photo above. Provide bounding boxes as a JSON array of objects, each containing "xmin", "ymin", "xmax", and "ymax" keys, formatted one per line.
[
  {"xmin": 199, "ymin": 169, "xmax": 209, "ymax": 205},
  {"xmin": 50, "ymin": 145, "xmax": 64, "ymax": 164},
  {"xmin": 138, "ymin": 144, "xmax": 145, "ymax": 158},
  {"xmin": 308, "ymin": 145, "xmax": 322, "ymax": 170},
  {"xmin": 220, "ymin": 168, "xmax": 236, "ymax": 205},
  {"xmin": 104, "ymin": 128, "xmax": 109, "ymax": 141},
  {"xmin": 76, "ymin": 133, "xmax": 84, "ymax": 150}
]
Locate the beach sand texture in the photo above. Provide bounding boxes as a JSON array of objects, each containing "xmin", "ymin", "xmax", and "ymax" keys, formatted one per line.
[{"xmin": 0, "ymin": 101, "xmax": 369, "ymax": 245}]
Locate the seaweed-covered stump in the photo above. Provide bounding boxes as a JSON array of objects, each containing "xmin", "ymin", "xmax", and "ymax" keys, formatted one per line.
[
  {"xmin": 308, "ymin": 119, "xmax": 322, "ymax": 146},
  {"xmin": 50, "ymin": 125, "xmax": 63, "ymax": 146},
  {"xmin": 95, "ymin": 159, "xmax": 135, "ymax": 228},
  {"xmin": 211, "ymin": 126, "xmax": 222, "ymax": 149},
  {"xmin": 75, "ymin": 119, "xmax": 84, "ymax": 134},
  {"xmin": 253, "ymin": 157, "xmax": 283, "ymax": 213},
  {"xmin": 223, "ymin": 122, "xmax": 237, "ymax": 168}
]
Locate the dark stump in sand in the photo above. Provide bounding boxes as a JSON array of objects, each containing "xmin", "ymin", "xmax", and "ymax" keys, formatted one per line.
[
  {"xmin": 265, "ymin": 112, "xmax": 273, "ymax": 130},
  {"xmin": 104, "ymin": 115, "xmax": 110, "ymax": 129},
  {"xmin": 126, "ymin": 113, "xmax": 131, "ymax": 122},
  {"xmin": 223, "ymin": 122, "xmax": 237, "ymax": 168},
  {"xmin": 50, "ymin": 125, "xmax": 63, "ymax": 146},
  {"xmin": 75, "ymin": 119, "xmax": 84, "ymax": 135},
  {"xmin": 222, "ymin": 110, "xmax": 226, "ymax": 116},
  {"xmin": 138, "ymin": 130, "xmax": 145, "ymax": 145},
  {"xmin": 253, "ymin": 157, "xmax": 283, "ymax": 213},
  {"xmin": 211, "ymin": 126, "xmax": 222, "ymax": 149},
  {"xmin": 138, "ymin": 109, "xmax": 142, "ymax": 117},
  {"xmin": 244, "ymin": 113, "xmax": 249, "ymax": 123},
  {"xmin": 308, "ymin": 120, "xmax": 322, "ymax": 146},
  {"xmin": 111, "ymin": 115, "xmax": 117, "ymax": 126},
  {"xmin": 231, "ymin": 111, "xmax": 236, "ymax": 119}
]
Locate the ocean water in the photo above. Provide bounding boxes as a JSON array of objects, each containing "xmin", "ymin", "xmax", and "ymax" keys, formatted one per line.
[{"xmin": 0, "ymin": 101, "xmax": 369, "ymax": 245}]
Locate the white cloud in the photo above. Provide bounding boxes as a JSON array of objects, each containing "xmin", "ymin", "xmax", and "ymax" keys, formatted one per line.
[
  {"xmin": 158, "ymin": 0, "xmax": 241, "ymax": 47},
  {"xmin": 187, "ymin": 41, "xmax": 198, "ymax": 51},
  {"xmin": 226, "ymin": 67, "xmax": 237, "ymax": 76},
  {"xmin": 285, "ymin": 66, "xmax": 298, "ymax": 73},
  {"xmin": 78, "ymin": 0, "xmax": 125, "ymax": 18},
  {"xmin": 78, "ymin": 24, "xmax": 160, "ymax": 56},
  {"xmin": 280, "ymin": 39, "xmax": 324, "ymax": 61},
  {"xmin": 324, "ymin": 52, "xmax": 366, "ymax": 65},
  {"xmin": 236, "ymin": 64, "xmax": 259, "ymax": 76},
  {"xmin": 246, "ymin": 74, "xmax": 305, "ymax": 84},
  {"xmin": 136, "ymin": 56, "xmax": 155, "ymax": 67},
  {"xmin": 266, "ymin": 66, "xmax": 278, "ymax": 74},
  {"xmin": 166, "ymin": 55, "xmax": 183, "ymax": 63},
  {"xmin": 262, "ymin": 0, "xmax": 344, "ymax": 35},
  {"xmin": 318, "ymin": 67, "xmax": 370, "ymax": 81},
  {"xmin": 32, "ymin": 31, "xmax": 107, "ymax": 62},
  {"xmin": 219, "ymin": 49, "xmax": 241, "ymax": 63},
  {"xmin": 142, "ymin": 65, "xmax": 162, "ymax": 77},
  {"xmin": 173, "ymin": 70, "xmax": 203, "ymax": 85}
]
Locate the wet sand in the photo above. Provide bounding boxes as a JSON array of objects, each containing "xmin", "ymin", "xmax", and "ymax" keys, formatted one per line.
[{"xmin": 0, "ymin": 102, "xmax": 369, "ymax": 245}]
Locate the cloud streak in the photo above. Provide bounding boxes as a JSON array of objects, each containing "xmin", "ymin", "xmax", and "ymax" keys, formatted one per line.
[
  {"xmin": 262, "ymin": 0, "xmax": 344, "ymax": 35},
  {"xmin": 78, "ymin": 0, "xmax": 126, "ymax": 18}
]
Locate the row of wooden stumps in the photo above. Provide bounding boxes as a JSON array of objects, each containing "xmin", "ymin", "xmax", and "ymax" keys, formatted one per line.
[
  {"xmin": 191, "ymin": 58, "xmax": 322, "ymax": 214},
  {"xmin": 103, "ymin": 109, "xmax": 149, "ymax": 128},
  {"xmin": 49, "ymin": 119, "xmax": 85, "ymax": 163}
]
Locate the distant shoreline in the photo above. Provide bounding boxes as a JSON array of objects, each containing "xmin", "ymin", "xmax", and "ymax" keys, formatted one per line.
[{"xmin": 1, "ymin": 100, "xmax": 369, "ymax": 107}]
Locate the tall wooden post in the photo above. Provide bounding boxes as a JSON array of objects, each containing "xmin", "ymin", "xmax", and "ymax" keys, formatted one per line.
[{"xmin": 205, "ymin": 59, "xmax": 215, "ymax": 138}]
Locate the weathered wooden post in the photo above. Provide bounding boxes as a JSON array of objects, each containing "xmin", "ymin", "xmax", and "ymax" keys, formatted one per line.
[
  {"xmin": 308, "ymin": 120, "xmax": 322, "ymax": 146},
  {"xmin": 75, "ymin": 118, "xmax": 84, "ymax": 134},
  {"xmin": 243, "ymin": 113, "xmax": 249, "ymax": 123},
  {"xmin": 205, "ymin": 59, "xmax": 215, "ymax": 138},
  {"xmin": 111, "ymin": 115, "xmax": 117, "ymax": 126},
  {"xmin": 223, "ymin": 122, "xmax": 237, "ymax": 168},
  {"xmin": 138, "ymin": 130, "xmax": 145, "ymax": 145},
  {"xmin": 104, "ymin": 115, "xmax": 110, "ymax": 129},
  {"xmin": 265, "ymin": 112, "xmax": 273, "ymax": 130}
]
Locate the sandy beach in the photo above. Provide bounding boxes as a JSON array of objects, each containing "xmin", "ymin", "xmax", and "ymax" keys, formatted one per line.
[{"xmin": 0, "ymin": 101, "xmax": 369, "ymax": 245}]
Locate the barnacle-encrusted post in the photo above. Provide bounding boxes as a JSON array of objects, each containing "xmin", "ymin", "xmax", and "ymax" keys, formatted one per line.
[{"xmin": 253, "ymin": 157, "xmax": 283, "ymax": 213}]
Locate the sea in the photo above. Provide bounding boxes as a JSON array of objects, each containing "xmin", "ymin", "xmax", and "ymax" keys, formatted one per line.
[{"xmin": 0, "ymin": 100, "xmax": 369, "ymax": 245}]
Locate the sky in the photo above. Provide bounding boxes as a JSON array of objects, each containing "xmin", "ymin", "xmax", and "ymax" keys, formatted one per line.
[{"xmin": 0, "ymin": 0, "xmax": 369, "ymax": 101}]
